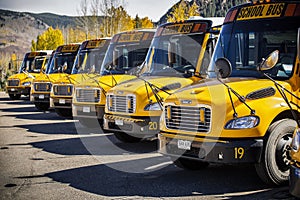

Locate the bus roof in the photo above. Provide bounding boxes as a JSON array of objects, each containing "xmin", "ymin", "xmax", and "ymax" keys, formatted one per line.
[{"xmin": 188, "ymin": 16, "xmax": 225, "ymax": 27}]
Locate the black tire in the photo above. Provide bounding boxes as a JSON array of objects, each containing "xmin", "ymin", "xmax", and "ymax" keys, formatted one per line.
[
  {"xmin": 114, "ymin": 132, "xmax": 142, "ymax": 143},
  {"xmin": 173, "ymin": 157, "xmax": 209, "ymax": 170},
  {"xmin": 255, "ymin": 119, "xmax": 296, "ymax": 185},
  {"xmin": 55, "ymin": 108, "xmax": 72, "ymax": 119},
  {"xmin": 9, "ymin": 93, "xmax": 21, "ymax": 100},
  {"xmin": 34, "ymin": 102, "xmax": 49, "ymax": 111}
]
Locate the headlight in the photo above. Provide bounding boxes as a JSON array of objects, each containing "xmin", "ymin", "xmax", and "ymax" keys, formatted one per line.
[
  {"xmin": 22, "ymin": 82, "xmax": 31, "ymax": 86},
  {"xmin": 225, "ymin": 116, "xmax": 259, "ymax": 129},
  {"xmin": 291, "ymin": 128, "xmax": 300, "ymax": 152},
  {"xmin": 144, "ymin": 102, "xmax": 161, "ymax": 111}
]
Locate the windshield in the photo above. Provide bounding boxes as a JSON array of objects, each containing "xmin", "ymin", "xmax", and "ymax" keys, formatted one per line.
[
  {"xmin": 208, "ymin": 18, "xmax": 299, "ymax": 79},
  {"xmin": 48, "ymin": 52, "xmax": 77, "ymax": 74},
  {"xmin": 143, "ymin": 33, "xmax": 207, "ymax": 78},
  {"xmin": 100, "ymin": 40, "xmax": 151, "ymax": 75},
  {"xmin": 32, "ymin": 57, "xmax": 48, "ymax": 73},
  {"xmin": 18, "ymin": 53, "xmax": 35, "ymax": 73},
  {"xmin": 71, "ymin": 48, "xmax": 107, "ymax": 74}
]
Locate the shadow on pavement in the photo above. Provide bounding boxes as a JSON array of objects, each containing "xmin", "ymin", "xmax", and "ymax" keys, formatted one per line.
[
  {"xmin": 28, "ymin": 134, "xmax": 157, "ymax": 156},
  {"xmin": 15, "ymin": 122, "xmax": 78, "ymax": 135},
  {"xmin": 38, "ymin": 159, "xmax": 286, "ymax": 199}
]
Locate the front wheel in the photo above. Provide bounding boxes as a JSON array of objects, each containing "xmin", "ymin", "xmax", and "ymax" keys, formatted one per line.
[
  {"xmin": 255, "ymin": 119, "xmax": 296, "ymax": 185},
  {"xmin": 34, "ymin": 102, "xmax": 49, "ymax": 111},
  {"xmin": 173, "ymin": 157, "xmax": 209, "ymax": 170},
  {"xmin": 9, "ymin": 93, "xmax": 21, "ymax": 100}
]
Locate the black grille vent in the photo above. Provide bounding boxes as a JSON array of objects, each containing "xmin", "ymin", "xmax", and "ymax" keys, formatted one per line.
[
  {"xmin": 8, "ymin": 79, "xmax": 19, "ymax": 86},
  {"xmin": 246, "ymin": 87, "xmax": 276, "ymax": 100},
  {"xmin": 34, "ymin": 82, "xmax": 52, "ymax": 92},
  {"xmin": 53, "ymin": 85, "xmax": 73, "ymax": 96}
]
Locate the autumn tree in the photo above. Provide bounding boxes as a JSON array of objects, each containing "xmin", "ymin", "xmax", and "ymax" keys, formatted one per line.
[
  {"xmin": 31, "ymin": 27, "xmax": 64, "ymax": 51},
  {"xmin": 77, "ymin": 0, "xmax": 91, "ymax": 40},
  {"xmin": 167, "ymin": 0, "xmax": 200, "ymax": 22},
  {"xmin": 110, "ymin": 5, "xmax": 134, "ymax": 34},
  {"xmin": 133, "ymin": 15, "xmax": 153, "ymax": 29}
]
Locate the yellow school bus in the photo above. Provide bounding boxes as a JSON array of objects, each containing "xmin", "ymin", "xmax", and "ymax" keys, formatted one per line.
[
  {"xmin": 6, "ymin": 50, "xmax": 52, "ymax": 100},
  {"xmin": 103, "ymin": 18, "xmax": 223, "ymax": 142},
  {"xmin": 50, "ymin": 38, "xmax": 110, "ymax": 118},
  {"xmin": 159, "ymin": 0, "xmax": 300, "ymax": 185},
  {"xmin": 30, "ymin": 43, "xmax": 81, "ymax": 111},
  {"xmin": 72, "ymin": 29, "xmax": 155, "ymax": 127}
]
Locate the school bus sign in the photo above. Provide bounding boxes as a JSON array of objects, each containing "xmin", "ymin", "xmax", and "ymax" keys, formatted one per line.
[{"xmin": 237, "ymin": 3, "xmax": 284, "ymax": 20}]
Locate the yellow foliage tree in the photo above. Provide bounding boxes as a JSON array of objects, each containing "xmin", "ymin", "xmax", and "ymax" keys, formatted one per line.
[
  {"xmin": 167, "ymin": 0, "xmax": 200, "ymax": 22},
  {"xmin": 31, "ymin": 27, "xmax": 64, "ymax": 51},
  {"xmin": 141, "ymin": 17, "xmax": 153, "ymax": 28}
]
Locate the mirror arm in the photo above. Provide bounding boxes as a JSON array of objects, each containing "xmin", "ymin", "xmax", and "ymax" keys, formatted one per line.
[{"xmin": 217, "ymin": 75, "xmax": 255, "ymax": 116}]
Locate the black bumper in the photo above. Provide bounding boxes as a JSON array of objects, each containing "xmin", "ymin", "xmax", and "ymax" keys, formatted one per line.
[
  {"xmin": 73, "ymin": 105, "xmax": 104, "ymax": 119},
  {"xmin": 104, "ymin": 115, "xmax": 160, "ymax": 137},
  {"xmin": 7, "ymin": 87, "xmax": 30, "ymax": 95},
  {"xmin": 52, "ymin": 97, "xmax": 72, "ymax": 109},
  {"xmin": 32, "ymin": 93, "xmax": 50, "ymax": 103},
  {"xmin": 290, "ymin": 164, "xmax": 300, "ymax": 198},
  {"xmin": 158, "ymin": 133, "xmax": 264, "ymax": 164}
]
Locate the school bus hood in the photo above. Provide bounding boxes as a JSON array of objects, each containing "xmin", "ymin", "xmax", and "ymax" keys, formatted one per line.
[
  {"xmin": 52, "ymin": 74, "xmax": 80, "ymax": 85},
  {"xmin": 166, "ymin": 77, "xmax": 292, "ymax": 105},
  {"xmin": 74, "ymin": 74, "xmax": 136, "ymax": 92},
  {"xmin": 7, "ymin": 72, "xmax": 40, "ymax": 83},
  {"xmin": 33, "ymin": 73, "xmax": 70, "ymax": 83}
]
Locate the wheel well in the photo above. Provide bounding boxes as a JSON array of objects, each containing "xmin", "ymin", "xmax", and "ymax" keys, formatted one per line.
[
  {"xmin": 263, "ymin": 110, "xmax": 299, "ymax": 141},
  {"xmin": 271, "ymin": 109, "xmax": 299, "ymax": 125}
]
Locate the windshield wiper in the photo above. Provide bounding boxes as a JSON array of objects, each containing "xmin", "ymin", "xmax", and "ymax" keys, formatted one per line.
[
  {"xmin": 22, "ymin": 70, "xmax": 35, "ymax": 79},
  {"xmin": 135, "ymin": 75, "xmax": 173, "ymax": 110},
  {"xmin": 217, "ymin": 74, "xmax": 255, "ymax": 117},
  {"xmin": 84, "ymin": 72, "xmax": 114, "ymax": 97}
]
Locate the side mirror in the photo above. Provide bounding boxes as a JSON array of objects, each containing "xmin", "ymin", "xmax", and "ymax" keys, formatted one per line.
[
  {"xmin": 168, "ymin": 43, "xmax": 176, "ymax": 65},
  {"xmin": 214, "ymin": 58, "xmax": 232, "ymax": 78},
  {"xmin": 258, "ymin": 50, "xmax": 279, "ymax": 71}
]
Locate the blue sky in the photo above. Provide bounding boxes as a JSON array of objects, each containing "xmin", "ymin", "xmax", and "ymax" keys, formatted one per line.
[{"xmin": 0, "ymin": 0, "xmax": 179, "ymax": 21}]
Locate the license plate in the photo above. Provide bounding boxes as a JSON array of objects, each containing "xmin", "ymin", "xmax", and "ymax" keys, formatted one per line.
[
  {"xmin": 177, "ymin": 140, "xmax": 192, "ymax": 150},
  {"xmin": 59, "ymin": 99, "xmax": 65, "ymax": 104},
  {"xmin": 39, "ymin": 94, "xmax": 44, "ymax": 99},
  {"xmin": 11, "ymin": 88, "xmax": 15, "ymax": 91},
  {"xmin": 115, "ymin": 119, "xmax": 123, "ymax": 126},
  {"xmin": 83, "ymin": 106, "xmax": 90, "ymax": 113}
]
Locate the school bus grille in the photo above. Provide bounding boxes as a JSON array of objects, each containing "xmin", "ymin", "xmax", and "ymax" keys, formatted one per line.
[
  {"xmin": 165, "ymin": 105, "xmax": 211, "ymax": 133},
  {"xmin": 34, "ymin": 82, "xmax": 52, "ymax": 92},
  {"xmin": 53, "ymin": 84, "xmax": 73, "ymax": 96},
  {"xmin": 8, "ymin": 79, "xmax": 20, "ymax": 86},
  {"xmin": 75, "ymin": 88, "xmax": 100, "ymax": 103},
  {"xmin": 106, "ymin": 94, "xmax": 136, "ymax": 114}
]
